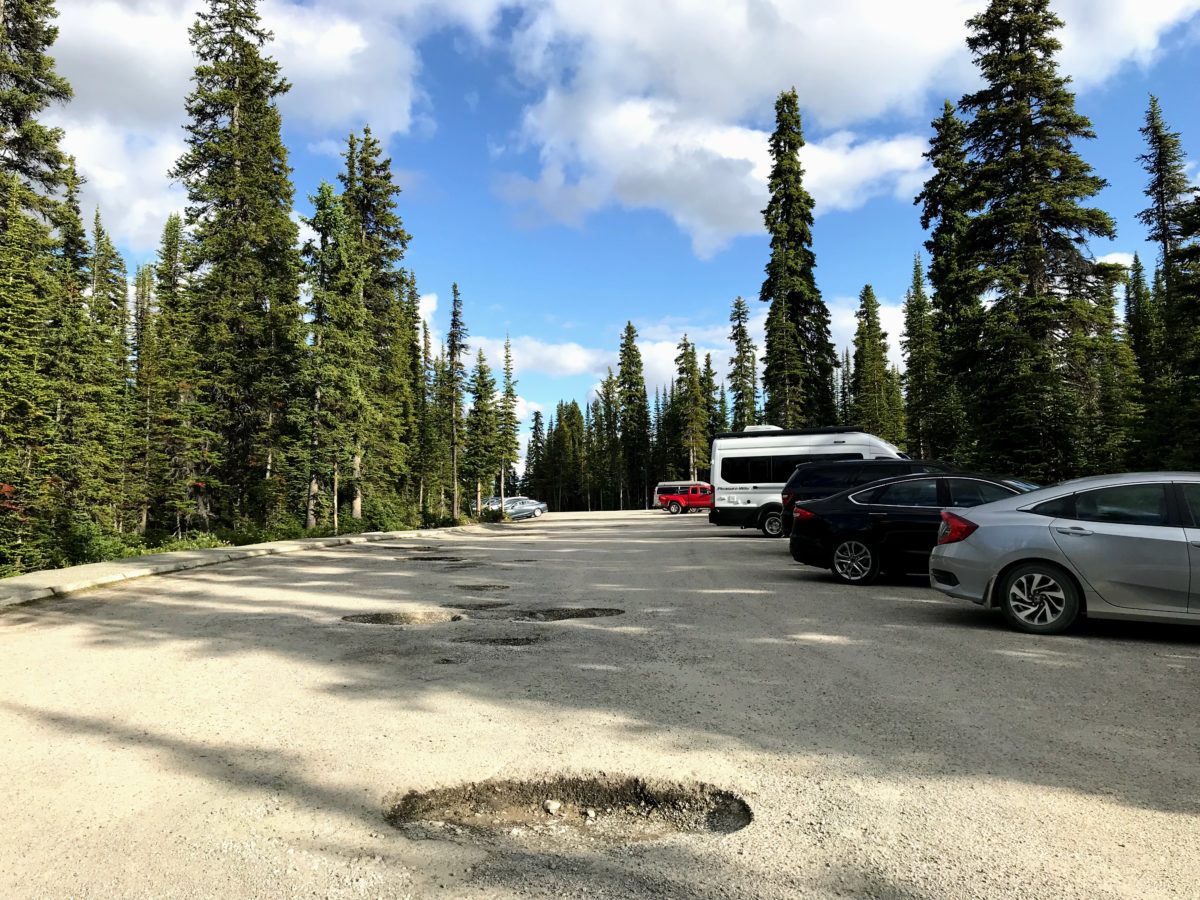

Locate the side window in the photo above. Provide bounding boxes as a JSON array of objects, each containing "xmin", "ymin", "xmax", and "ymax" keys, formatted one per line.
[
  {"xmin": 1074, "ymin": 484, "xmax": 1169, "ymax": 527},
  {"xmin": 699, "ymin": 486, "xmax": 711, "ymax": 495},
  {"xmin": 721, "ymin": 457, "xmax": 772, "ymax": 484},
  {"xmin": 1181, "ymin": 484, "xmax": 1200, "ymax": 526},
  {"xmin": 872, "ymin": 478, "xmax": 941, "ymax": 507},
  {"xmin": 799, "ymin": 466, "xmax": 860, "ymax": 489},
  {"xmin": 1030, "ymin": 494, "xmax": 1074, "ymax": 518},
  {"xmin": 947, "ymin": 478, "xmax": 1015, "ymax": 508}
]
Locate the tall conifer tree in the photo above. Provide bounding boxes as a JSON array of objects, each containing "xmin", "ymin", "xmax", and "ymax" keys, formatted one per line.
[
  {"xmin": 616, "ymin": 322, "xmax": 651, "ymax": 508},
  {"xmin": 901, "ymin": 255, "xmax": 938, "ymax": 459},
  {"xmin": 759, "ymin": 88, "xmax": 835, "ymax": 426},
  {"xmin": 0, "ymin": 0, "xmax": 72, "ymax": 215},
  {"xmin": 171, "ymin": 0, "xmax": 303, "ymax": 525},
  {"xmin": 727, "ymin": 296, "xmax": 758, "ymax": 431},
  {"xmin": 960, "ymin": 0, "xmax": 1116, "ymax": 481},
  {"xmin": 445, "ymin": 283, "xmax": 468, "ymax": 518}
]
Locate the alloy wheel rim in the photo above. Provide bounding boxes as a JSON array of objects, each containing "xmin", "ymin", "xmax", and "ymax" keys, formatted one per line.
[
  {"xmin": 1008, "ymin": 573, "xmax": 1067, "ymax": 625},
  {"xmin": 833, "ymin": 541, "xmax": 872, "ymax": 581},
  {"xmin": 764, "ymin": 515, "xmax": 782, "ymax": 536}
]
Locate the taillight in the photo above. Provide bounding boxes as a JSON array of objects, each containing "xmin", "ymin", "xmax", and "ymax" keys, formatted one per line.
[
  {"xmin": 793, "ymin": 506, "xmax": 817, "ymax": 521},
  {"xmin": 782, "ymin": 492, "xmax": 794, "ymax": 507},
  {"xmin": 938, "ymin": 511, "xmax": 978, "ymax": 545}
]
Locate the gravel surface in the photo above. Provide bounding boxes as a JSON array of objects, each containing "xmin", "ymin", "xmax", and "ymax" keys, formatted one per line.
[{"xmin": 1, "ymin": 511, "xmax": 1198, "ymax": 898}]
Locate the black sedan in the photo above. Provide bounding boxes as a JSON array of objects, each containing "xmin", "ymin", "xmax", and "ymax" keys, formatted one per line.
[{"xmin": 789, "ymin": 473, "xmax": 1037, "ymax": 585}]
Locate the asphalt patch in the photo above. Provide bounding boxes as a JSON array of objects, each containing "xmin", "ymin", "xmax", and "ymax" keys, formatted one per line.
[
  {"xmin": 457, "ymin": 584, "xmax": 511, "ymax": 592},
  {"xmin": 511, "ymin": 607, "xmax": 624, "ymax": 622},
  {"xmin": 384, "ymin": 774, "xmax": 752, "ymax": 847},
  {"xmin": 342, "ymin": 611, "xmax": 462, "ymax": 626},
  {"xmin": 452, "ymin": 636, "xmax": 542, "ymax": 647},
  {"xmin": 393, "ymin": 556, "xmax": 466, "ymax": 563}
]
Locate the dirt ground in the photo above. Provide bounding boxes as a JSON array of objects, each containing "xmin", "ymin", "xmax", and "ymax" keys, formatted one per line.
[{"xmin": 1, "ymin": 511, "xmax": 1198, "ymax": 898}]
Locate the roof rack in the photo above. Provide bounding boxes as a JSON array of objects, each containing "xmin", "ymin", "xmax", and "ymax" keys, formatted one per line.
[{"xmin": 714, "ymin": 426, "xmax": 866, "ymax": 440}]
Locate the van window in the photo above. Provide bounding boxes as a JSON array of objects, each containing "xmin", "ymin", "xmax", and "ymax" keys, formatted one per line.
[{"xmin": 723, "ymin": 453, "xmax": 863, "ymax": 484}]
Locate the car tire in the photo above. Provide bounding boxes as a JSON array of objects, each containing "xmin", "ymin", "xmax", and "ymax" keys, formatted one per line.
[
  {"xmin": 533, "ymin": 508, "xmax": 544, "ymax": 517},
  {"xmin": 999, "ymin": 562, "xmax": 1080, "ymax": 634},
  {"xmin": 829, "ymin": 539, "xmax": 880, "ymax": 585},
  {"xmin": 668, "ymin": 501, "xmax": 682, "ymax": 515},
  {"xmin": 760, "ymin": 511, "xmax": 784, "ymax": 538}
]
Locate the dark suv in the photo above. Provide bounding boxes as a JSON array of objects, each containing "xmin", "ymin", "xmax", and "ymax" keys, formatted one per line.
[{"xmin": 780, "ymin": 459, "xmax": 956, "ymax": 537}]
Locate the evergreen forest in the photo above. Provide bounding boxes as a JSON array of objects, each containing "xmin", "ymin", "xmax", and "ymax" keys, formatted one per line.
[{"xmin": 2, "ymin": 0, "xmax": 1199, "ymax": 575}]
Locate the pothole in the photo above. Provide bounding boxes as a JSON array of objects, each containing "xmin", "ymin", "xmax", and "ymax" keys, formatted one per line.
[
  {"xmin": 457, "ymin": 584, "xmax": 511, "ymax": 593},
  {"xmin": 452, "ymin": 636, "xmax": 542, "ymax": 647},
  {"xmin": 393, "ymin": 556, "xmax": 467, "ymax": 563},
  {"xmin": 342, "ymin": 611, "xmax": 461, "ymax": 626},
  {"xmin": 509, "ymin": 559, "xmax": 540, "ymax": 563},
  {"xmin": 443, "ymin": 602, "xmax": 513, "ymax": 611},
  {"xmin": 511, "ymin": 607, "xmax": 624, "ymax": 622},
  {"xmin": 384, "ymin": 775, "xmax": 752, "ymax": 846}
]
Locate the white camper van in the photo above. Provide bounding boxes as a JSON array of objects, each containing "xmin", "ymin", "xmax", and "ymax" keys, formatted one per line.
[{"xmin": 708, "ymin": 426, "xmax": 904, "ymax": 537}]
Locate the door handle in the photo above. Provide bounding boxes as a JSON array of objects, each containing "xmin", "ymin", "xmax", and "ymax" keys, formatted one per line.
[
  {"xmin": 1191, "ymin": 541, "xmax": 1200, "ymax": 549},
  {"xmin": 1055, "ymin": 527, "xmax": 1093, "ymax": 536}
]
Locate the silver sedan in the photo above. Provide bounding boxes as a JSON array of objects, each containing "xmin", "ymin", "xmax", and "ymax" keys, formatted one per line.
[
  {"xmin": 504, "ymin": 498, "xmax": 548, "ymax": 520},
  {"xmin": 929, "ymin": 472, "xmax": 1200, "ymax": 634}
]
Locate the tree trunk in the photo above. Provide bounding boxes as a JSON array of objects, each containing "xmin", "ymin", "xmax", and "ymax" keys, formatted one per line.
[
  {"xmin": 352, "ymin": 451, "xmax": 362, "ymax": 519},
  {"xmin": 306, "ymin": 474, "xmax": 319, "ymax": 530},
  {"xmin": 333, "ymin": 460, "xmax": 340, "ymax": 535},
  {"xmin": 476, "ymin": 479, "xmax": 482, "ymax": 518}
]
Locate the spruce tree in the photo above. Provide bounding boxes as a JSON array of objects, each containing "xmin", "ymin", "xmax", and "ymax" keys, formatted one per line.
[
  {"xmin": 151, "ymin": 213, "xmax": 213, "ymax": 534},
  {"xmin": 759, "ymin": 88, "xmax": 836, "ymax": 425},
  {"xmin": 700, "ymin": 352, "xmax": 722, "ymax": 448},
  {"xmin": 761, "ymin": 297, "xmax": 804, "ymax": 427},
  {"xmin": 616, "ymin": 322, "xmax": 651, "ymax": 508},
  {"xmin": 837, "ymin": 348, "xmax": 852, "ymax": 426},
  {"xmin": 901, "ymin": 255, "xmax": 938, "ymax": 459},
  {"xmin": 727, "ymin": 296, "xmax": 758, "ymax": 430},
  {"xmin": 462, "ymin": 349, "xmax": 499, "ymax": 514},
  {"xmin": 960, "ymin": 0, "xmax": 1116, "ymax": 481},
  {"xmin": 299, "ymin": 182, "xmax": 369, "ymax": 531},
  {"xmin": 916, "ymin": 100, "xmax": 975, "ymax": 461},
  {"xmin": 170, "ymin": 0, "xmax": 303, "ymax": 526},
  {"xmin": 849, "ymin": 285, "xmax": 898, "ymax": 443},
  {"xmin": 0, "ymin": 0, "xmax": 73, "ymax": 214},
  {"xmin": 525, "ymin": 410, "xmax": 545, "ymax": 497},
  {"xmin": 339, "ymin": 127, "xmax": 413, "ymax": 522},
  {"xmin": 1137, "ymin": 96, "xmax": 1191, "ymax": 294},
  {"xmin": 1123, "ymin": 254, "xmax": 1158, "ymax": 384},
  {"xmin": 497, "ymin": 337, "xmax": 520, "ymax": 504},
  {"xmin": 445, "ymin": 283, "xmax": 468, "ymax": 518},
  {"xmin": 0, "ymin": 179, "xmax": 53, "ymax": 573},
  {"xmin": 674, "ymin": 336, "xmax": 707, "ymax": 481}
]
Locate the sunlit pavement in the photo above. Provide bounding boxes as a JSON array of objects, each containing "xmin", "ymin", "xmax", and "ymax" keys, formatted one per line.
[{"xmin": 2, "ymin": 510, "xmax": 1197, "ymax": 898}]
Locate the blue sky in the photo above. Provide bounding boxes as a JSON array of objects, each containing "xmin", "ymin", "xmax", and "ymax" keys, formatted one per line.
[{"xmin": 47, "ymin": 0, "xmax": 1200, "ymax": 453}]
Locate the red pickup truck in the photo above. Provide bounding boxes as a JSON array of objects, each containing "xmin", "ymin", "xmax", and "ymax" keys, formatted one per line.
[{"xmin": 655, "ymin": 481, "xmax": 714, "ymax": 514}]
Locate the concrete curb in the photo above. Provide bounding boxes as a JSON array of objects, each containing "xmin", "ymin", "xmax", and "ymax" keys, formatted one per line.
[{"xmin": 0, "ymin": 524, "xmax": 491, "ymax": 609}]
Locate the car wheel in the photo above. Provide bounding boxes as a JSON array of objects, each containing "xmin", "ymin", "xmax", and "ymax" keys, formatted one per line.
[
  {"xmin": 830, "ymin": 539, "xmax": 880, "ymax": 585},
  {"xmin": 668, "ymin": 501, "xmax": 682, "ymax": 515},
  {"xmin": 760, "ymin": 511, "xmax": 784, "ymax": 538},
  {"xmin": 1000, "ymin": 563, "xmax": 1080, "ymax": 634}
]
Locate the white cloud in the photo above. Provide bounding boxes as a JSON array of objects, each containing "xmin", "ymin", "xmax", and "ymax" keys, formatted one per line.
[
  {"xmin": 514, "ymin": 396, "xmax": 544, "ymax": 424},
  {"xmin": 1097, "ymin": 252, "xmax": 1135, "ymax": 268},
  {"xmin": 43, "ymin": 0, "xmax": 1200, "ymax": 255},
  {"xmin": 497, "ymin": 0, "xmax": 1199, "ymax": 254},
  {"xmin": 474, "ymin": 335, "xmax": 613, "ymax": 378}
]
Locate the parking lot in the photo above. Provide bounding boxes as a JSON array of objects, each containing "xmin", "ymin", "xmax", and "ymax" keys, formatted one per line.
[{"xmin": 1, "ymin": 510, "xmax": 1198, "ymax": 898}]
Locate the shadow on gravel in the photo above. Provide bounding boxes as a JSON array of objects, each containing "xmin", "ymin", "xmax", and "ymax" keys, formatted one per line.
[{"xmin": 4, "ymin": 511, "xmax": 1200, "ymax": 831}]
